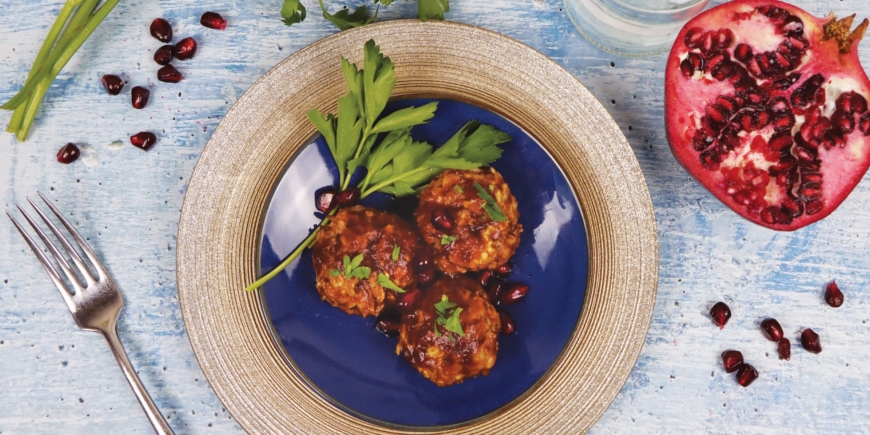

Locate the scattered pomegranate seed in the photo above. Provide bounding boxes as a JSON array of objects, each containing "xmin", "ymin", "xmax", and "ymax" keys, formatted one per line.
[
  {"xmin": 336, "ymin": 187, "xmax": 360, "ymax": 207},
  {"xmin": 431, "ymin": 206, "xmax": 454, "ymax": 231},
  {"xmin": 315, "ymin": 186, "xmax": 339, "ymax": 213},
  {"xmin": 801, "ymin": 328, "xmax": 822, "ymax": 353},
  {"xmin": 56, "ymin": 143, "xmax": 80, "ymax": 164},
  {"xmin": 157, "ymin": 65, "xmax": 183, "ymax": 83},
  {"xmin": 476, "ymin": 270, "xmax": 494, "ymax": 288},
  {"xmin": 825, "ymin": 280, "xmax": 844, "ymax": 307},
  {"xmin": 153, "ymin": 45, "xmax": 176, "ymax": 65},
  {"xmin": 486, "ymin": 278, "xmax": 505, "ymax": 304},
  {"xmin": 130, "ymin": 132, "xmax": 157, "ymax": 151},
  {"xmin": 500, "ymin": 283, "xmax": 529, "ymax": 305},
  {"xmin": 100, "ymin": 74, "xmax": 124, "ymax": 95},
  {"xmin": 721, "ymin": 350, "xmax": 743, "ymax": 373},
  {"xmin": 709, "ymin": 302, "xmax": 731, "ymax": 329},
  {"xmin": 413, "ymin": 246, "xmax": 435, "ymax": 287},
  {"xmin": 150, "ymin": 18, "xmax": 173, "ymax": 43},
  {"xmin": 778, "ymin": 338, "xmax": 791, "ymax": 360},
  {"xmin": 396, "ymin": 289, "xmax": 421, "ymax": 315},
  {"xmin": 175, "ymin": 37, "xmax": 198, "ymax": 61},
  {"xmin": 735, "ymin": 363, "xmax": 758, "ymax": 387},
  {"xmin": 131, "ymin": 86, "xmax": 150, "ymax": 109},
  {"xmin": 200, "ymin": 12, "xmax": 227, "ymax": 30},
  {"xmin": 493, "ymin": 261, "xmax": 513, "ymax": 277},
  {"xmin": 760, "ymin": 318, "xmax": 784, "ymax": 342},
  {"xmin": 375, "ymin": 307, "xmax": 401, "ymax": 337},
  {"xmin": 498, "ymin": 309, "xmax": 515, "ymax": 335}
]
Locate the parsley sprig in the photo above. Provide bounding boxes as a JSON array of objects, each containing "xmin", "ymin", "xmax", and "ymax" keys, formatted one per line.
[
  {"xmin": 377, "ymin": 273, "xmax": 405, "ymax": 293},
  {"xmin": 434, "ymin": 295, "xmax": 464, "ymax": 342},
  {"xmin": 246, "ymin": 40, "xmax": 511, "ymax": 291},
  {"xmin": 474, "ymin": 182, "xmax": 508, "ymax": 222}
]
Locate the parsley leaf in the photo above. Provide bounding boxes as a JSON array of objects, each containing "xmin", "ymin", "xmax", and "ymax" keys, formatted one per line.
[
  {"xmin": 417, "ymin": 0, "xmax": 449, "ymax": 22},
  {"xmin": 392, "ymin": 244, "xmax": 400, "ymax": 261},
  {"xmin": 340, "ymin": 253, "xmax": 371, "ymax": 279},
  {"xmin": 377, "ymin": 273, "xmax": 405, "ymax": 293},
  {"xmin": 433, "ymin": 295, "xmax": 464, "ymax": 341},
  {"xmin": 474, "ymin": 182, "xmax": 508, "ymax": 222},
  {"xmin": 441, "ymin": 234, "xmax": 458, "ymax": 245},
  {"xmin": 317, "ymin": 0, "xmax": 378, "ymax": 31},
  {"xmin": 281, "ymin": 0, "xmax": 307, "ymax": 26},
  {"xmin": 454, "ymin": 185, "xmax": 463, "ymax": 194}
]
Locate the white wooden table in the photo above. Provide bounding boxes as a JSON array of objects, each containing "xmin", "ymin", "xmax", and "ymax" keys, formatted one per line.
[{"xmin": 2, "ymin": 0, "xmax": 869, "ymax": 433}]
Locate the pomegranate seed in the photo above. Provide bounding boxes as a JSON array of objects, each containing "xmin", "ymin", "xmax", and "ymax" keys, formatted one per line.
[
  {"xmin": 825, "ymin": 280, "xmax": 844, "ymax": 307},
  {"xmin": 431, "ymin": 206, "xmax": 454, "ymax": 231},
  {"xmin": 760, "ymin": 318, "xmax": 784, "ymax": 341},
  {"xmin": 778, "ymin": 338, "xmax": 791, "ymax": 360},
  {"xmin": 314, "ymin": 186, "xmax": 339, "ymax": 213},
  {"xmin": 801, "ymin": 328, "xmax": 822, "ymax": 353},
  {"xmin": 416, "ymin": 267, "xmax": 434, "ymax": 287},
  {"xmin": 498, "ymin": 309, "xmax": 515, "ymax": 335},
  {"xmin": 153, "ymin": 45, "xmax": 176, "ymax": 65},
  {"xmin": 735, "ymin": 363, "xmax": 758, "ymax": 387},
  {"xmin": 476, "ymin": 270, "xmax": 494, "ymax": 287},
  {"xmin": 200, "ymin": 12, "xmax": 227, "ymax": 30},
  {"xmin": 130, "ymin": 132, "xmax": 157, "ymax": 151},
  {"xmin": 493, "ymin": 261, "xmax": 513, "ymax": 277},
  {"xmin": 500, "ymin": 283, "xmax": 529, "ymax": 305},
  {"xmin": 131, "ymin": 86, "xmax": 150, "ymax": 109},
  {"xmin": 396, "ymin": 289, "xmax": 421, "ymax": 315},
  {"xmin": 336, "ymin": 187, "xmax": 360, "ymax": 207},
  {"xmin": 375, "ymin": 306, "xmax": 401, "ymax": 337},
  {"xmin": 486, "ymin": 278, "xmax": 505, "ymax": 304},
  {"xmin": 150, "ymin": 18, "xmax": 173, "ymax": 43},
  {"xmin": 100, "ymin": 74, "xmax": 124, "ymax": 95},
  {"xmin": 56, "ymin": 143, "xmax": 80, "ymax": 164},
  {"xmin": 413, "ymin": 246, "xmax": 435, "ymax": 287},
  {"xmin": 709, "ymin": 302, "xmax": 731, "ymax": 329},
  {"xmin": 175, "ymin": 37, "xmax": 198, "ymax": 61},
  {"xmin": 157, "ymin": 65, "xmax": 183, "ymax": 83},
  {"xmin": 721, "ymin": 350, "xmax": 743, "ymax": 373}
]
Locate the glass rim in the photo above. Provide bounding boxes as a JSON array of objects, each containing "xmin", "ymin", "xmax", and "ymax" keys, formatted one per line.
[{"xmin": 601, "ymin": 0, "xmax": 709, "ymax": 15}]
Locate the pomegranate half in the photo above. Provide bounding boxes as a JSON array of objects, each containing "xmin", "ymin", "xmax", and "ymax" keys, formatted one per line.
[{"xmin": 666, "ymin": 0, "xmax": 870, "ymax": 230}]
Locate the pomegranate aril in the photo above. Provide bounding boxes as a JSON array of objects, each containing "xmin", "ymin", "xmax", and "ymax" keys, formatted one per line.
[
  {"xmin": 130, "ymin": 132, "xmax": 157, "ymax": 150},
  {"xmin": 336, "ymin": 187, "xmax": 360, "ymax": 207},
  {"xmin": 778, "ymin": 338, "xmax": 791, "ymax": 360},
  {"xmin": 375, "ymin": 306, "xmax": 401, "ymax": 337},
  {"xmin": 131, "ymin": 86, "xmax": 150, "ymax": 109},
  {"xmin": 486, "ymin": 279, "xmax": 505, "ymax": 304},
  {"xmin": 801, "ymin": 328, "xmax": 822, "ymax": 353},
  {"xmin": 175, "ymin": 37, "xmax": 198, "ymax": 61},
  {"xmin": 714, "ymin": 28, "xmax": 733, "ymax": 50},
  {"xmin": 773, "ymin": 73, "xmax": 801, "ymax": 90},
  {"xmin": 101, "ymin": 74, "xmax": 124, "ymax": 95},
  {"xmin": 200, "ymin": 12, "xmax": 227, "ymax": 30},
  {"xmin": 416, "ymin": 267, "xmax": 434, "ymax": 287},
  {"xmin": 314, "ymin": 186, "xmax": 339, "ymax": 213},
  {"xmin": 805, "ymin": 199, "xmax": 824, "ymax": 215},
  {"xmin": 153, "ymin": 45, "xmax": 175, "ymax": 65},
  {"xmin": 861, "ymin": 113, "xmax": 870, "ymax": 135},
  {"xmin": 498, "ymin": 309, "xmax": 515, "ymax": 335},
  {"xmin": 500, "ymin": 283, "xmax": 529, "ymax": 305},
  {"xmin": 56, "ymin": 143, "xmax": 80, "ymax": 164},
  {"xmin": 396, "ymin": 289, "xmax": 421, "ymax": 315},
  {"xmin": 157, "ymin": 65, "xmax": 183, "ymax": 83},
  {"xmin": 721, "ymin": 350, "xmax": 743, "ymax": 373},
  {"xmin": 413, "ymin": 247, "xmax": 435, "ymax": 287},
  {"xmin": 825, "ymin": 280, "xmax": 844, "ymax": 307},
  {"xmin": 760, "ymin": 318, "xmax": 784, "ymax": 341},
  {"xmin": 431, "ymin": 206, "xmax": 455, "ymax": 231},
  {"xmin": 494, "ymin": 261, "xmax": 513, "ymax": 277},
  {"xmin": 734, "ymin": 44, "xmax": 753, "ymax": 62},
  {"xmin": 684, "ymin": 27, "xmax": 706, "ymax": 49},
  {"xmin": 476, "ymin": 270, "xmax": 494, "ymax": 287},
  {"xmin": 709, "ymin": 302, "xmax": 731, "ymax": 329},
  {"xmin": 150, "ymin": 18, "xmax": 173, "ymax": 43},
  {"xmin": 680, "ymin": 59, "xmax": 696, "ymax": 78},
  {"xmin": 781, "ymin": 15, "xmax": 804, "ymax": 38},
  {"xmin": 735, "ymin": 364, "xmax": 758, "ymax": 387}
]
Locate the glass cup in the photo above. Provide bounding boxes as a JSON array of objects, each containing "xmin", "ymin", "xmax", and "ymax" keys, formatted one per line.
[{"xmin": 564, "ymin": 0, "xmax": 710, "ymax": 56}]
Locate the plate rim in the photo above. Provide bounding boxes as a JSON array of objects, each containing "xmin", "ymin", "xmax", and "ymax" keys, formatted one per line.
[{"xmin": 177, "ymin": 19, "xmax": 658, "ymax": 434}]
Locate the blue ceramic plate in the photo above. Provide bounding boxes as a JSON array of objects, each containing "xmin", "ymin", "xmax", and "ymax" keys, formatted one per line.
[{"xmin": 260, "ymin": 98, "xmax": 588, "ymax": 428}]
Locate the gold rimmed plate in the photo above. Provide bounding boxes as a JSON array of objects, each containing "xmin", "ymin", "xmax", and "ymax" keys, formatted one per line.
[{"xmin": 177, "ymin": 20, "xmax": 657, "ymax": 433}]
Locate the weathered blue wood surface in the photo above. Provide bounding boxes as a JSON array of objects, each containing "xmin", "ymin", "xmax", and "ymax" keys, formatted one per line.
[{"xmin": 2, "ymin": 0, "xmax": 869, "ymax": 433}]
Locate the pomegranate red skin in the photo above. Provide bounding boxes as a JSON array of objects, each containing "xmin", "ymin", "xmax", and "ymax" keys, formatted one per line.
[{"xmin": 665, "ymin": 0, "xmax": 870, "ymax": 231}]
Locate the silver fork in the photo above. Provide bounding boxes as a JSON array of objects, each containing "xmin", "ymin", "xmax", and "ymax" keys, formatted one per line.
[{"xmin": 7, "ymin": 192, "xmax": 174, "ymax": 435}]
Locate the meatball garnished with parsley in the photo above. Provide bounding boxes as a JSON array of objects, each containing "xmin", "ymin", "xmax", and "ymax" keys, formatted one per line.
[
  {"xmin": 415, "ymin": 167, "xmax": 522, "ymax": 274},
  {"xmin": 312, "ymin": 205, "xmax": 419, "ymax": 317},
  {"xmin": 396, "ymin": 275, "xmax": 500, "ymax": 387}
]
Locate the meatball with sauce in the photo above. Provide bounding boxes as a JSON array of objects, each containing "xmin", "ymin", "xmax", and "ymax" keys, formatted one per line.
[
  {"xmin": 396, "ymin": 275, "xmax": 500, "ymax": 387},
  {"xmin": 312, "ymin": 205, "xmax": 419, "ymax": 317},
  {"xmin": 415, "ymin": 167, "xmax": 522, "ymax": 274}
]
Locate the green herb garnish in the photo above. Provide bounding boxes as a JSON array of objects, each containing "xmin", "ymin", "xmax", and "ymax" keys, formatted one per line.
[
  {"xmin": 377, "ymin": 273, "xmax": 405, "ymax": 293},
  {"xmin": 392, "ymin": 244, "xmax": 400, "ymax": 261},
  {"xmin": 2, "ymin": 0, "xmax": 121, "ymax": 141},
  {"xmin": 329, "ymin": 269, "xmax": 341, "ymax": 277},
  {"xmin": 281, "ymin": 0, "xmax": 307, "ymax": 25},
  {"xmin": 433, "ymin": 295, "xmax": 464, "ymax": 341},
  {"xmin": 342, "ymin": 254, "xmax": 372, "ymax": 279},
  {"xmin": 440, "ymin": 235, "xmax": 458, "ymax": 245},
  {"xmin": 246, "ymin": 40, "xmax": 511, "ymax": 291},
  {"xmin": 317, "ymin": 0, "xmax": 377, "ymax": 30},
  {"xmin": 474, "ymin": 182, "xmax": 508, "ymax": 222},
  {"xmin": 453, "ymin": 185, "xmax": 463, "ymax": 194}
]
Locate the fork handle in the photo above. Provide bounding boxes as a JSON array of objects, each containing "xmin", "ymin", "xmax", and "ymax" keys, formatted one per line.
[{"xmin": 102, "ymin": 327, "xmax": 175, "ymax": 435}]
